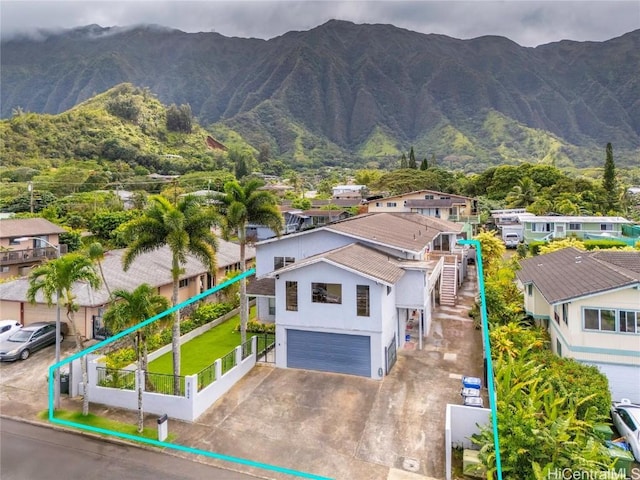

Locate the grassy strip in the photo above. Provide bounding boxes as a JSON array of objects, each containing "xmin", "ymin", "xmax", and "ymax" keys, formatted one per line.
[
  {"xmin": 38, "ymin": 409, "xmax": 175, "ymax": 442},
  {"xmin": 148, "ymin": 306, "xmax": 256, "ymax": 376}
]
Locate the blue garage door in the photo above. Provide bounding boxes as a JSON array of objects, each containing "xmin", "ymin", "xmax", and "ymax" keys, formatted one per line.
[{"xmin": 286, "ymin": 330, "xmax": 371, "ymax": 377}]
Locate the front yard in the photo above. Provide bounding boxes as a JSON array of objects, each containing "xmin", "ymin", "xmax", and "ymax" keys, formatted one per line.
[{"xmin": 148, "ymin": 306, "xmax": 256, "ymax": 375}]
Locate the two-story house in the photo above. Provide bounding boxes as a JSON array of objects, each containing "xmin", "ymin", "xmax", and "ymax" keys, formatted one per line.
[
  {"xmin": 517, "ymin": 248, "xmax": 640, "ymax": 402},
  {"xmin": 366, "ymin": 190, "xmax": 478, "ymax": 222},
  {"xmin": 0, "ymin": 218, "xmax": 68, "ymax": 280},
  {"xmin": 247, "ymin": 213, "xmax": 470, "ymax": 379}
]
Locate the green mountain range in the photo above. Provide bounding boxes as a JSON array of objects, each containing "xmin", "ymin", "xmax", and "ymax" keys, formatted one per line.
[{"xmin": 2, "ymin": 20, "xmax": 639, "ymax": 170}]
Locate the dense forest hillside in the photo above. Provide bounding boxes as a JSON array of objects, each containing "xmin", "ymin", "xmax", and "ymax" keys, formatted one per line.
[{"xmin": 2, "ymin": 21, "xmax": 639, "ymax": 168}]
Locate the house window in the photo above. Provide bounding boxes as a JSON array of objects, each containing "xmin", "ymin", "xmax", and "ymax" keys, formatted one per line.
[
  {"xmin": 584, "ymin": 308, "xmax": 616, "ymax": 332},
  {"xmin": 556, "ymin": 339, "xmax": 562, "ymax": 357},
  {"xmin": 600, "ymin": 224, "xmax": 614, "ymax": 231},
  {"xmin": 562, "ymin": 303, "xmax": 569, "ymax": 325},
  {"xmin": 386, "ymin": 202, "xmax": 397, "ymax": 207},
  {"xmin": 285, "ymin": 281, "xmax": 298, "ymax": 311},
  {"xmin": 424, "ymin": 195, "xmax": 434, "ymax": 200},
  {"xmin": 312, "ymin": 282, "xmax": 342, "ymax": 304},
  {"xmin": 568, "ymin": 223, "xmax": 581, "ymax": 231},
  {"xmin": 356, "ymin": 285, "xmax": 370, "ymax": 317},
  {"xmin": 0, "ymin": 266, "xmax": 9, "ymax": 273},
  {"xmin": 554, "ymin": 305, "xmax": 560, "ymax": 324},
  {"xmin": 268, "ymin": 298, "xmax": 276, "ymax": 316},
  {"xmin": 526, "ymin": 284, "xmax": 533, "ymax": 296},
  {"xmin": 532, "ymin": 223, "xmax": 551, "ymax": 232},
  {"xmin": 179, "ymin": 278, "xmax": 189, "ymax": 288},
  {"xmin": 274, "ymin": 256, "xmax": 295, "ymax": 270},
  {"xmin": 620, "ymin": 311, "xmax": 639, "ymax": 333},
  {"xmin": 375, "ymin": 202, "xmax": 381, "ymax": 207}
]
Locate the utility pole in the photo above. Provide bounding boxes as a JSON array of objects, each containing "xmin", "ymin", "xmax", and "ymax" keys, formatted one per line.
[{"xmin": 28, "ymin": 181, "xmax": 34, "ymax": 214}]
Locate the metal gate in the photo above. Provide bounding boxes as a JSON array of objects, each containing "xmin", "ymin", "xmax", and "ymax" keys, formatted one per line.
[
  {"xmin": 256, "ymin": 333, "xmax": 276, "ymax": 363},
  {"xmin": 92, "ymin": 315, "xmax": 110, "ymax": 341},
  {"xmin": 286, "ymin": 330, "xmax": 371, "ymax": 377},
  {"xmin": 385, "ymin": 334, "xmax": 397, "ymax": 374}
]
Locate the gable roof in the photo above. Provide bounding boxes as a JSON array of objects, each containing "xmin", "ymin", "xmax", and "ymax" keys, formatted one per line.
[
  {"xmin": 366, "ymin": 189, "xmax": 473, "ymax": 203},
  {"xmin": 270, "ymin": 243, "xmax": 405, "ymax": 286},
  {"xmin": 517, "ymin": 248, "xmax": 640, "ymax": 304},
  {"xmin": 0, "ymin": 218, "xmax": 66, "ymax": 239},
  {"xmin": 324, "ymin": 213, "xmax": 462, "ymax": 254},
  {"xmin": 0, "ymin": 240, "xmax": 247, "ymax": 307}
]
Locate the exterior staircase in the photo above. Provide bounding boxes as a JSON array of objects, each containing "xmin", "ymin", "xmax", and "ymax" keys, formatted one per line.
[{"xmin": 440, "ymin": 260, "xmax": 458, "ymax": 306}]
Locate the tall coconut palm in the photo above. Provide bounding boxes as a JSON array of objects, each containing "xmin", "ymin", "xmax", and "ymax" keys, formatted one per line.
[
  {"xmin": 86, "ymin": 242, "xmax": 111, "ymax": 298},
  {"xmin": 121, "ymin": 195, "xmax": 218, "ymax": 394},
  {"xmin": 27, "ymin": 253, "xmax": 101, "ymax": 415},
  {"xmin": 214, "ymin": 180, "xmax": 283, "ymax": 344},
  {"xmin": 102, "ymin": 284, "xmax": 171, "ymax": 433}
]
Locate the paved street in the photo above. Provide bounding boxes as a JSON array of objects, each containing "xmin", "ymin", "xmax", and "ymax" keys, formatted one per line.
[{"xmin": 0, "ymin": 418, "xmax": 259, "ymax": 480}]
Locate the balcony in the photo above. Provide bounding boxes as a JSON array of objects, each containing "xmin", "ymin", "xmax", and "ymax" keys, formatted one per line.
[
  {"xmin": 0, "ymin": 245, "xmax": 68, "ymax": 266},
  {"xmin": 448, "ymin": 214, "xmax": 481, "ymax": 224}
]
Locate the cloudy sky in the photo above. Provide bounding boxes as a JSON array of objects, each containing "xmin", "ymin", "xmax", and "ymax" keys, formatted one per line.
[{"xmin": 2, "ymin": 1, "xmax": 639, "ymax": 46}]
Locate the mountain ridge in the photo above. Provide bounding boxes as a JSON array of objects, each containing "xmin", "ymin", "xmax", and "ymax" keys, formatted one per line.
[{"xmin": 2, "ymin": 20, "xmax": 639, "ymax": 168}]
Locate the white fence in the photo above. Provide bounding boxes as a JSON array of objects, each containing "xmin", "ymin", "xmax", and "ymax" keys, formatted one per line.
[
  {"xmin": 86, "ymin": 336, "xmax": 257, "ymax": 422},
  {"xmin": 444, "ymin": 404, "xmax": 491, "ymax": 480}
]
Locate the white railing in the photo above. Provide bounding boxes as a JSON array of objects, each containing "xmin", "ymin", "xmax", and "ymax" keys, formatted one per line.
[
  {"xmin": 86, "ymin": 336, "xmax": 258, "ymax": 422},
  {"xmin": 428, "ymin": 256, "xmax": 445, "ymax": 292}
]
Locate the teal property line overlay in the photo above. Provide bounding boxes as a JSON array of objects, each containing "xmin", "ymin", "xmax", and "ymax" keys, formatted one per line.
[
  {"xmin": 458, "ymin": 239, "xmax": 503, "ymax": 480},
  {"xmin": 47, "ymin": 267, "xmax": 332, "ymax": 480}
]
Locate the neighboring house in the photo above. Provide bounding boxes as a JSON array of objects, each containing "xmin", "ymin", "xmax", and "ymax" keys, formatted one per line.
[
  {"xmin": 248, "ymin": 208, "xmax": 351, "ymax": 241},
  {"xmin": 332, "ymin": 185, "xmax": 365, "ymax": 196},
  {"xmin": 521, "ymin": 215, "xmax": 632, "ymax": 244},
  {"xmin": 247, "ymin": 212, "xmax": 470, "ymax": 379},
  {"xmin": 517, "ymin": 248, "xmax": 640, "ymax": 402},
  {"xmin": 0, "ymin": 240, "xmax": 252, "ymax": 340},
  {"xmin": 0, "ymin": 218, "xmax": 68, "ymax": 280},
  {"xmin": 366, "ymin": 190, "xmax": 479, "ymax": 223}
]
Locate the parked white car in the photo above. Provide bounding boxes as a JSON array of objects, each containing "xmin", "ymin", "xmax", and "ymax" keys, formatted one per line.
[
  {"xmin": 0, "ymin": 320, "xmax": 22, "ymax": 343},
  {"xmin": 611, "ymin": 399, "xmax": 640, "ymax": 462}
]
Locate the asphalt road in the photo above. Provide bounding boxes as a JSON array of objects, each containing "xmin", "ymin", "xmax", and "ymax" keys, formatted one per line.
[{"xmin": 0, "ymin": 418, "xmax": 258, "ymax": 480}]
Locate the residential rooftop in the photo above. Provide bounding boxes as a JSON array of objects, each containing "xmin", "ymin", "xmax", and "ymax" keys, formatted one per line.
[{"xmin": 517, "ymin": 248, "xmax": 640, "ymax": 304}]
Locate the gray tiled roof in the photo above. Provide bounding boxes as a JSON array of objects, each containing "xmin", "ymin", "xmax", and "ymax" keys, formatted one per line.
[
  {"xmin": 325, "ymin": 213, "xmax": 462, "ymax": 254},
  {"xmin": 271, "ymin": 243, "xmax": 405, "ymax": 285},
  {"xmin": 517, "ymin": 248, "xmax": 640, "ymax": 304},
  {"xmin": 246, "ymin": 277, "xmax": 275, "ymax": 296},
  {"xmin": 0, "ymin": 240, "xmax": 249, "ymax": 307},
  {"xmin": 591, "ymin": 250, "xmax": 640, "ymax": 276},
  {"xmin": 0, "ymin": 218, "xmax": 66, "ymax": 238}
]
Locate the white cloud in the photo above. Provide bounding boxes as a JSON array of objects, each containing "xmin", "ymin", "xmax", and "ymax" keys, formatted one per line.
[{"xmin": 1, "ymin": 1, "xmax": 638, "ymax": 46}]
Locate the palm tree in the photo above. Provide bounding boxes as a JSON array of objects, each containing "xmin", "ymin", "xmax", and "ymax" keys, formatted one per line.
[
  {"xmin": 86, "ymin": 242, "xmax": 111, "ymax": 298},
  {"xmin": 214, "ymin": 180, "xmax": 283, "ymax": 344},
  {"xmin": 506, "ymin": 177, "xmax": 538, "ymax": 208},
  {"xmin": 27, "ymin": 253, "xmax": 101, "ymax": 415},
  {"xmin": 103, "ymin": 284, "xmax": 171, "ymax": 433},
  {"xmin": 121, "ymin": 195, "xmax": 218, "ymax": 394}
]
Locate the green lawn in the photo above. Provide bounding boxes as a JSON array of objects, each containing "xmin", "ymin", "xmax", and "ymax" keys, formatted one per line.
[
  {"xmin": 39, "ymin": 409, "xmax": 174, "ymax": 442},
  {"xmin": 148, "ymin": 306, "xmax": 255, "ymax": 376}
]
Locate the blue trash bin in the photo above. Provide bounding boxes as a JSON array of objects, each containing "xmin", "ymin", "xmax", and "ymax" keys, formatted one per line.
[{"xmin": 462, "ymin": 376, "xmax": 482, "ymax": 389}]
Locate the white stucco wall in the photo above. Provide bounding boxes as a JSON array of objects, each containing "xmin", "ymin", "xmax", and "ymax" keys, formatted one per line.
[
  {"xmin": 396, "ymin": 269, "xmax": 427, "ymax": 308},
  {"xmin": 549, "ymin": 287, "xmax": 640, "ymax": 367},
  {"xmin": 274, "ymin": 262, "xmax": 394, "ymax": 379}
]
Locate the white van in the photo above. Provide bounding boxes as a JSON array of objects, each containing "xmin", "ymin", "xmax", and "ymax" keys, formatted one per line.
[{"xmin": 503, "ymin": 233, "xmax": 520, "ymax": 248}]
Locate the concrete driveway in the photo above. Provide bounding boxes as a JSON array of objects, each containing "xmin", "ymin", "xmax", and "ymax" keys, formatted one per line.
[
  {"xmin": 1, "ymin": 271, "xmax": 483, "ymax": 480},
  {"xmin": 0, "ymin": 339, "xmax": 75, "ymax": 416},
  {"xmin": 163, "ymin": 273, "xmax": 483, "ymax": 480}
]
